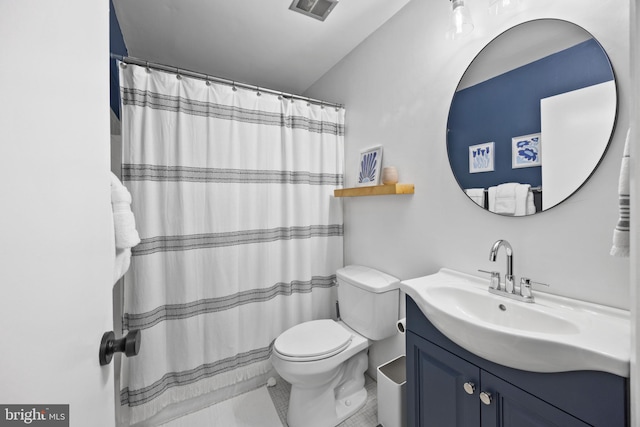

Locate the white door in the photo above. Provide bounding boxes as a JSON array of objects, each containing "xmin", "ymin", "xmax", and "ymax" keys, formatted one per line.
[
  {"xmin": 540, "ymin": 81, "xmax": 616, "ymax": 210},
  {"xmin": 0, "ymin": 1, "xmax": 116, "ymax": 426}
]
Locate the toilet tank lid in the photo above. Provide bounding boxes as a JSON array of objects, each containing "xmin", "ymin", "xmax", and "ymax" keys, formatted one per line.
[{"xmin": 336, "ymin": 265, "xmax": 400, "ymax": 293}]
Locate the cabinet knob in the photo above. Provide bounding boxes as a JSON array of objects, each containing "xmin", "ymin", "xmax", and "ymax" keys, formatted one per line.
[
  {"xmin": 463, "ymin": 382, "xmax": 476, "ymax": 395},
  {"xmin": 479, "ymin": 391, "xmax": 492, "ymax": 405}
]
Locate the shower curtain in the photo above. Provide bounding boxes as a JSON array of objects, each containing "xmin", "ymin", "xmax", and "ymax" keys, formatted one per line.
[{"xmin": 118, "ymin": 63, "xmax": 344, "ymax": 424}]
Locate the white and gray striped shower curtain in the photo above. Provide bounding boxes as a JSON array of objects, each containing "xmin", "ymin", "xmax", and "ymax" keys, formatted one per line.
[{"xmin": 118, "ymin": 63, "xmax": 344, "ymax": 424}]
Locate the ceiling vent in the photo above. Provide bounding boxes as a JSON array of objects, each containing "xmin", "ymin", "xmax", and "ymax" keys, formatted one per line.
[{"xmin": 289, "ymin": 0, "xmax": 339, "ymax": 21}]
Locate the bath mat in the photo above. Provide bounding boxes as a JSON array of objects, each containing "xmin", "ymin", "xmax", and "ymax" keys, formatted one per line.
[{"xmin": 159, "ymin": 386, "xmax": 283, "ymax": 427}]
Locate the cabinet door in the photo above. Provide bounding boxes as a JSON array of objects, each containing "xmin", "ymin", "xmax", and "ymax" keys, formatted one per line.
[
  {"xmin": 407, "ymin": 331, "xmax": 480, "ymax": 427},
  {"xmin": 480, "ymin": 371, "xmax": 591, "ymax": 427}
]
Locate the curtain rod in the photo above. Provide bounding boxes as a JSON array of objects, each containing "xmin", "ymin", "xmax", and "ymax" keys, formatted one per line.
[{"xmin": 110, "ymin": 54, "xmax": 344, "ymax": 110}]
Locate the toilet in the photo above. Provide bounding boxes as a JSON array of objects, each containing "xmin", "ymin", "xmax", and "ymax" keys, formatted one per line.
[{"xmin": 271, "ymin": 265, "xmax": 400, "ymax": 427}]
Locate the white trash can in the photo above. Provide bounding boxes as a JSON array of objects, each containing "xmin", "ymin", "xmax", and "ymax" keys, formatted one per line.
[{"xmin": 377, "ymin": 355, "xmax": 406, "ymax": 427}]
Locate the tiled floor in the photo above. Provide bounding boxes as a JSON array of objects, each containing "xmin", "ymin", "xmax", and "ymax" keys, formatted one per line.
[
  {"xmin": 267, "ymin": 373, "xmax": 381, "ymax": 427},
  {"xmin": 159, "ymin": 387, "xmax": 282, "ymax": 427},
  {"xmin": 152, "ymin": 373, "xmax": 382, "ymax": 427}
]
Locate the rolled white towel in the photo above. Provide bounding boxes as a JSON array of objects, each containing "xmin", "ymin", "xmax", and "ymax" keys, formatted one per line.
[
  {"xmin": 114, "ymin": 211, "xmax": 140, "ymax": 249},
  {"xmin": 514, "ymin": 184, "xmax": 535, "ymax": 216},
  {"xmin": 494, "ymin": 183, "xmax": 518, "ymax": 215},
  {"xmin": 111, "ymin": 181, "xmax": 132, "ymax": 205},
  {"xmin": 465, "ymin": 188, "xmax": 485, "ymax": 208},
  {"xmin": 488, "ymin": 186, "xmax": 497, "ymax": 213},
  {"xmin": 110, "ymin": 172, "xmax": 141, "ymax": 249},
  {"xmin": 526, "ymin": 191, "xmax": 535, "ymax": 215}
]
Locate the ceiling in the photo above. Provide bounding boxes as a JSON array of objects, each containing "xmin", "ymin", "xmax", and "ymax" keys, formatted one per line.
[
  {"xmin": 457, "ymin": 19, "xmax": 592, "ymax": 91},
  {"xmin": 112, "ymin": 0, "xmax": 412, "ymax": 96}
]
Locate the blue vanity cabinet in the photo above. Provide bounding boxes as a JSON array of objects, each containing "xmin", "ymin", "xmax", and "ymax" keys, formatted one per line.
[
  {"xmin": 406, "ymin": 331, "xmax": 590, "ymax": 427},
  {"xmin": 407, "ymin": 331, "xmax": 480, "ymax": 426},
  {"xmin": 480, "ymin": 371, "xmax": 591, "ymax": 426},
  {"xmin": 406, "ymin": 296, "xmax": 629, "ymax": 427}
]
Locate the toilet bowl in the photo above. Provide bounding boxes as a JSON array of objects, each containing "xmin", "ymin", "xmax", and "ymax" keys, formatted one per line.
[
  {"xmin": 270, "ymin": 265, "xmax": 400, "ymax": 427},
  {"xmin": 271, "ymin": 320, "xmax": 369, "ymax": 427}
]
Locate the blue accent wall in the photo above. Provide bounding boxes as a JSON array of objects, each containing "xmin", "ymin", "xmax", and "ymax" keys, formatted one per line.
[
  {"xmin": 447, "ymin": 39, "xmax": 614, "ymax": 190},
  {"xmin": 110, "ymin": 0, "xmax": 128, "ymax": 119}
]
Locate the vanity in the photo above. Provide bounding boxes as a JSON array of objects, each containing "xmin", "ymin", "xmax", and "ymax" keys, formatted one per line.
[
  {"xmin": 401, "ymin": 16, "xmax": 630, "ymax": 425},
  {"xmin": 401, "ymin": 269, "xmax": 630, "ymax": 427}
]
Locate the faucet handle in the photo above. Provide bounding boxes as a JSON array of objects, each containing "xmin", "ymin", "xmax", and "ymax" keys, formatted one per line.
[
  {"xmin": 519, "ymin": 277, "xmax": 550, "ymax": 299},
  {"xmin": 478, "ymin": 269, "xmax": 501, "ymax": 290},
  {"xmin": 520, "ymin": 277, "xmax": 533, "ymax": 298},
  {"xmin": 520, "ymin": 277, "xmax": 550, "ymax": 288}
]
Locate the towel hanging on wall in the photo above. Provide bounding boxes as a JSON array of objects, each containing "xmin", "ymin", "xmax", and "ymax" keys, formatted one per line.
[{"xmin": 610, "ymin": 128, "xmax": 631, "ymax": 257}]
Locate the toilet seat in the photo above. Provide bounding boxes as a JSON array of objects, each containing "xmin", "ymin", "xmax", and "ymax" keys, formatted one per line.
[{"xmin": 274, "ymin": 319, "xmax": 353, "ymax": 362}]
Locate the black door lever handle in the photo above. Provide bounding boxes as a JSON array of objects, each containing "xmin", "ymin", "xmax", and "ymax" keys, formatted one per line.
[{"xmin": 99, "ymin": 330, "xmax": 141, "ymax": 366}]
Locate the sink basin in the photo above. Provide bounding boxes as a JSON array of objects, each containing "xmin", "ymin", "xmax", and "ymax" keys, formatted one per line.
[
  {"xmin": 430, "ymin": 287, "xmax": 580, "ymax": 335},
  {"xmin": 400, "ymin": 268, "xmax": 630, "ymax": 377}
]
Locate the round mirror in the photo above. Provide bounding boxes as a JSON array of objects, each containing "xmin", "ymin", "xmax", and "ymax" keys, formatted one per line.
[{"xmin": 447, "ymin": 19, "xmax": 617, "ymax": 216}]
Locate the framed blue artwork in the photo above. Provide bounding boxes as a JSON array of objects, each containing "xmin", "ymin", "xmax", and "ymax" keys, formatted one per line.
[
  {"xmin": 469, "ymin": 142, "xmax": 494, "ymax": 173},
  {"xmin": 357, "ymin": 145, "xmax": 383, "ymax": 186},
  {"xmin": 512, "ymin": 133, "xmax": 541, "ymax": 169}
]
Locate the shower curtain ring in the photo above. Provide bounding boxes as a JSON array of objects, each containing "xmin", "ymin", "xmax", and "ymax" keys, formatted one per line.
[
  {"xmin": 205, "ymin": 76, "xmax": 211, "ymax": 86},
  {"xmin": 256, "ymin": 86, "xmax": 262, "ymax": 97},
  {"xmin": 145, "ymin": 61, "xmax": 151, "ymax": 73},
  {"xmin": 176, "ymin": 68, "xmax": 182, "ymax": 80},
  {"xmin": 232, "ymin": 82, "xmax": 237, "ymax": 92}
]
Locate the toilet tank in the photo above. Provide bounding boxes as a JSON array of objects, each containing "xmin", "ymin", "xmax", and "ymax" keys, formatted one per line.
[{"xmin": 336, "ymin": 265, "xmax": 400, "ymax": 341}]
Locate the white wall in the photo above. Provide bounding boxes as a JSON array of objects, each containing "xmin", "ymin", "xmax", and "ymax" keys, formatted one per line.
[
  {"xmin": 0, "ymin": 1, "xmax": 115, "ymax": 425},
  {"xmin": 306, "ymin": 0, "xmax": 631, "ymax": 376}
]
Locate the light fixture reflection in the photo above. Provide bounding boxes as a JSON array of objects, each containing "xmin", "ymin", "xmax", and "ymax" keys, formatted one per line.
[
  {"xmin": 488, "ymin": 0, "xmax": 522, "ymax": 15},
  {"xmin": 447, "ymin": 0, "xmax": 474, "ymax": 40}
]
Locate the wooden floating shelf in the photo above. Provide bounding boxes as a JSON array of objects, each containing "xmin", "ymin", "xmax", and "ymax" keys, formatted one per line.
[{"xmin": 334, "ymin": 183, "xmax": 415, "ymax": 198}]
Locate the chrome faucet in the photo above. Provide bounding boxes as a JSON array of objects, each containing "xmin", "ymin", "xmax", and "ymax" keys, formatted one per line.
[
  {"xmin": 483, "ymin": 239, "xmax": 549, "ymax": 303},
  {"xmin": 489, "ymin": 239, "xmax": 515, "ymax": 293}
]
